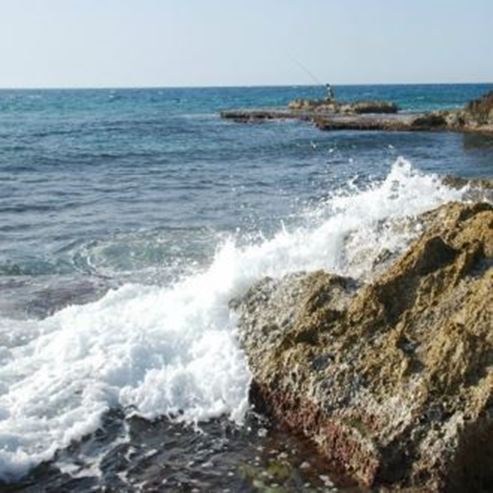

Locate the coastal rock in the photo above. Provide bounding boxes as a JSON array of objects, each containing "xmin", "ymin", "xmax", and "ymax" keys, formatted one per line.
[
  {"xmin": 287, "ymin": 99, "xmax": 398, "ymax": 115},
  {"xmin": 233, "ymin": 201, "xmax": 493, "ymax": 491},
  {"xmin": 443, "ymin": 91, "xmax": 493, "ymax": 133},
  {"xmin": 339, "ymin": 100, "xmax": 399, "ymax": 114},
  {"xmin": 288, "ymin": 99, "xmax": 333, "ymax": 111},
  {"xmin": 465, "ymin": 91, "xmax": 493, "ymax": 126},
  {"xmin": 441, "ymin": 176, "xmax": 493, "ymax": 203},
  {"xmin": 223, "ymin": 92, "xmax": 493, "ymax": 135},
  {"xmin": 410, "ymin": 112, "xmax": 447, "ymax": 129}
]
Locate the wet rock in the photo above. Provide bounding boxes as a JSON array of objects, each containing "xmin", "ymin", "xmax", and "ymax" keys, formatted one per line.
[
  {"xmin": 410, "ymin": 112, "xmax": 447, "ymax": 129},
  {"xmin": 440, "ymin": 176, "xmax": 493, "ymax": 204},
  {"xmin": 441, "ymin": 175, "xmax": 493, "ymax": 190},
  {"xmin": 234, "ymin": 201, "xmax": 493, "ymax": 492}
]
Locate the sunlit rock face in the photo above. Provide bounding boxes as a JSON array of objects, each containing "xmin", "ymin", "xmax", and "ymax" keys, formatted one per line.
[{"xmin": 234, "ymin": 201, "xmax": 493, "ymax": 492}]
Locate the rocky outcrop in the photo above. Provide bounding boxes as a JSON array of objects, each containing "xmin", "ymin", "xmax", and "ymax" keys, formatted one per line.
[
  {"xmin": 347, "ymin": 100, "xmax": 399, "ymax": 114},
  {"xmin": 313, "ymin": 113, "xmax": 446, "ymax": 132},
  {"xmin": 465, "ymin": 91, "xmax": 493, "ymax": 126},
  {"xmin": 287, "ymin": 99, "xmax": 399, "ymax": 114},
  {"xmin": 413, "ymin": 92, "xmax": 493, "ymax": 134},
  {"xmin": 409, "ymin": 112, "xmax": 448, "ymax": 129},
  {"xmin": 442, "ymin": 176, "xmax": 493, "ymax": 203},
  {"xmin": 220, "ymin": 108, "xmax": 310, "ymax": 123},
  {"xmin": 232, "ymin": 201, "xmax": 493, "ymax": 492},
  {"xmin": 222, "ymin": 91, "xmax": 493, "ymax": 134},
  {"xmin": 288, "ymin": 98, "xmax": 327, "ymax": 111}
]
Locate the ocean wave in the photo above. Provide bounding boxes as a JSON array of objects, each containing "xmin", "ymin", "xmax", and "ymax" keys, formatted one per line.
[{"xmin": 0, "ymin": 158, "xmax": 468, "ymax": 482}]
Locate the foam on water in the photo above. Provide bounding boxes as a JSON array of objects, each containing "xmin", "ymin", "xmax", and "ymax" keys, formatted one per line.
[{"xmin": 0, "ymin": 159, "xmax": 467, "ymax": 481}]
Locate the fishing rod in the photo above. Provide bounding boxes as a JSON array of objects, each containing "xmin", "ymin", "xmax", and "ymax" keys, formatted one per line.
[{"xmin": 289, "ymin": 55, "xmax": 324, "ymax": 86}]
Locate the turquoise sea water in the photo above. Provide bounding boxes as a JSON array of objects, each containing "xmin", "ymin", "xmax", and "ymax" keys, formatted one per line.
[
  {"xmin": 0, "ymin": 84, "xmax": 492, "ymax": 491},
  {"xmin": 1, "ymin": 84, "xmax": 492, "ymax": 289}
]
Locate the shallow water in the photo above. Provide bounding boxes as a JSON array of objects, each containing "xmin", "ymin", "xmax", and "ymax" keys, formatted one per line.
[
  {"xmin": 4, "ymin": 412, "xmax": 366, "ymax": 492},
  {"xmin": 0, "ymin": 84, "xmax": 492, "ymax": 490}
]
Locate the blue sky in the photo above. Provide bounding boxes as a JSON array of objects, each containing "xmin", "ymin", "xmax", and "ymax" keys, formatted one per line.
[{"xmin": 0, "ymin": 0, "xmax": 491, "ymax": 88}]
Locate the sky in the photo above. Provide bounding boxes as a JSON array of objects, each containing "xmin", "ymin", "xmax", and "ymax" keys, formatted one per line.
[{"xmin": 0, "ymin": 0, "xmax": 492, "ymax": 88}]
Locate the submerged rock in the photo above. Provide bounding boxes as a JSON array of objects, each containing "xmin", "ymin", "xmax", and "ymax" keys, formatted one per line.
[{"xmin": 233, "ymin": 201, "xmax": 493, "ymax": 492}]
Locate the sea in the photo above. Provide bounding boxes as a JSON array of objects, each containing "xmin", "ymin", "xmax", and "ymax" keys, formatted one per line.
[{"xmin": 0, "ymin": 84, "xmax": 492, "ymax": 492}]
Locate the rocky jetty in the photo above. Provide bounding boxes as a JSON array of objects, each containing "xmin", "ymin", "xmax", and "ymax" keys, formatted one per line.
[
  {"xmin": 232, "ymin": 201, "xmax": 493, "ymax": 491},
  {"xmin": 221, "ymin": 91, "xmax": 493, "ymax": 135}
]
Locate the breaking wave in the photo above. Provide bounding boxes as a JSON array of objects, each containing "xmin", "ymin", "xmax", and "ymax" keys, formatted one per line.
[{"xmin": 0, "ymin": 158, "xmax": 469, "ymax": 481}]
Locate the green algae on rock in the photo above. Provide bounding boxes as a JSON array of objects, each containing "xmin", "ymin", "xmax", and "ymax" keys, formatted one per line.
[{"xmin": 233, "ymin": 201, "xmax": 493, "ymax": 492}]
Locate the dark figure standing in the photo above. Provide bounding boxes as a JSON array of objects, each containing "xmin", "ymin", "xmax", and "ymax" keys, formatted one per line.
[{"xmin": 325, "ymin": 84, "xmax": 336, "ymax": 102}]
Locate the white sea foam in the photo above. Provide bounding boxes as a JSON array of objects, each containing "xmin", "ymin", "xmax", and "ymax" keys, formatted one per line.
[{"xmin": 0, "ymin": 159, "xmax": 468, "ymax": 481}]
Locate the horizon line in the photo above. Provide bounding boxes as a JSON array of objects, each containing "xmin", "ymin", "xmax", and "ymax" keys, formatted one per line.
[{"xmin": 0, "ymin": 81, "xmax": 492, "ymax": 91}]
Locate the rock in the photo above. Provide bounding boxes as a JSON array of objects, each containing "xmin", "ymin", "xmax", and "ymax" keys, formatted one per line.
[
  {"xmin": 443, "ymin": 174, "xmax": 492, "ymax": 188},
  {"xmin": 220, "ymin": 109, "xmax": 306, "ymax": 123},
  {"xmin": 314, "ymin": 113, "xmax": 416, "ymax": 132},
  {"xmin": 288, "ymin": 99, "xmax": 334, "ymax": 112},
  {"xmin": 444, "ymin": 91, "xmax": 493, "ymax": 133},
  {"xmin": 444, "ymin": 110, "xmax": 467, "ymax": 129},
  {"xmin": 465, "ymin": 91, "xmax": 493, "ymax": 125},
  {"xmin": 342, "ymin": 101, "xmax": 399, "ymax": 114},
  {"xmin": 287, "ymin": 99, "xmax": 398, "ymax": 115},
  {"xmin": 410, "ymin": 112, "xmax": 447, "ymax": 129},
  {"xmin": 233, "ymin": 201, "xmax": 493, "ymax": 492},
  {"xmin": 222, "ymin": 92, "xmax": 493, "ymax": 134},
  {"xmin": 439, "ymin": 176, "xmax": 493, "ymax": 204}
]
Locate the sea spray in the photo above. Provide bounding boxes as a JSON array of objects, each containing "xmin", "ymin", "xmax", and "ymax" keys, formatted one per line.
[{"xmin": 0, "ymin": 159, "xmax": 467, "ymax": 481}]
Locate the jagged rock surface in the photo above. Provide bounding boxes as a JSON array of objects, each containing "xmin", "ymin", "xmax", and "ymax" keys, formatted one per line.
[{"xmin": 233, "ymin": 202, "xmax": 493, "ymax": 492}]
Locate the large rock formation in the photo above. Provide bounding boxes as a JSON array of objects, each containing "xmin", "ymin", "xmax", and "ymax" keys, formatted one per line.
[{"xmin": 232, "ymin": 201, "xmax": 493, "ymax": 492}]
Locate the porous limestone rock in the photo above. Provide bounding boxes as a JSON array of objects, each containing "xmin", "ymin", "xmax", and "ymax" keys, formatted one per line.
[{"xmin": 233, "ymin": 201, "xmax": 493, "ymax": 492}]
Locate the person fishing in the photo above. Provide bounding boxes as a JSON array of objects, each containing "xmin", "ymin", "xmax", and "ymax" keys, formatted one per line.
[
  {"xmin": 289, "ymin": 56, "xmax": 337, "ymax": 103},
  {"xmin": 325, "ymin": 83, "xmax": 336, "ymax": 102}
]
